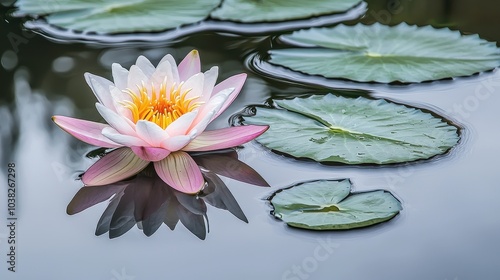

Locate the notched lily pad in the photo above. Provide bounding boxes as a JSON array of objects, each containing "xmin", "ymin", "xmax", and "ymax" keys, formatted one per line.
[
  {"xmin": 269, "ymin": 179, "xmax": 402, "ymax": 230},
  {"xmin": 242, "ymin": 94, "xmax": 460, "ymax": 164},
  {"xmin": 210, "ymin": 0, "xmax": 362, "ymax": 23},
  {"xmin": 268, "ymin": 23, "xmax": 500, "ymax": 83}
]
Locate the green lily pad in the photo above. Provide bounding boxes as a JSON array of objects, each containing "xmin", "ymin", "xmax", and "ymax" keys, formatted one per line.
[
  {"xmin": 268, "ymin": 23, "xmax": 500, "ymax": 83},
  {"xmin": 270, "ymin": 179, "xmax": 402, "ymax": 230},
  {"xmin": 242, "ymin": 94, "xmax": 459, "ymax": 164},
  {"xmin": 15, "ymin": 0, "xmax": 221, "ymax": 33},
  {"xmin": 210, "ymin": 0, "xmax": 362, "ymax": 22}
]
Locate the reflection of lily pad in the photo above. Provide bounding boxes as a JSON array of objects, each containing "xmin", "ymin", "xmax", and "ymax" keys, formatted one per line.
[
  {"xmin": 16, "ymin": 0, "xmax": 221, "ymax": 33},
  {"xmin": 210, "ymin": 0, "xmax": 362, "ymax": 22},
  {"xmin": 268, "ymin": 23, "xmax": 500, "ymax": 83},
  {"xmin": 243, "ymin": 94, "xmax": 459, "ymax": 164},
  {"xmin": 270, "ymin": 179, "xmax": 402, "ymax": 230}
]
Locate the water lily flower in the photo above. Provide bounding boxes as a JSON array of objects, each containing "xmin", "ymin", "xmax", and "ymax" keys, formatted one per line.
[{"xmin": 53, "ymin": 50, "xmax": 268, "ymax": 194}]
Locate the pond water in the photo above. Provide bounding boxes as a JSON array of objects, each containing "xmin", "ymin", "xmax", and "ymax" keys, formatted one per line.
[{"xmin": 1, "ymin": 1, "xmax": 500, "ymax": 279}]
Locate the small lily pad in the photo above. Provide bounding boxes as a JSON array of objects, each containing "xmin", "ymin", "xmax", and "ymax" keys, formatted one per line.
[
  {"xmin": 242, "ymin": 94, "xmax": 459, "ymax": 164},
  {"xmin": 270, "ymin": 179, "xmax": 402, "ymax": 230},
  {"xmin": 210, "ymin": 0, "xmax": 362, "ymax": 23},
  {"xmin": 268, "ymin": 23, "xmax": 500, "ymax": 83}
]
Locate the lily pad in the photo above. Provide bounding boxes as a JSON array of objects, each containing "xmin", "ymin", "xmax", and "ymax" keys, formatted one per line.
[
  {"xmin": 242, "ymin": 94, "xmax": 459, "ymax": 164},
  {"xmin": 270, "ymin": 179, "xmax": 402, "ymax": 230},
  {"xmin": 268, "ymin": 23, "xmax": 500, "ymax": 83},
  {"xmin": 210, "ymin": 0, "xmax": 362, "ymax": 22},
  {"xmin": 15, "ymin": 0, "xmax": 221, "ymax": 33}
]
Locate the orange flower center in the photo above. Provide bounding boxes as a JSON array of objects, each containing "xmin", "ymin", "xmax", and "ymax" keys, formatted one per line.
[{"xmin": 122, "ymin": 82, "xmax": 201, "ymax": 129}]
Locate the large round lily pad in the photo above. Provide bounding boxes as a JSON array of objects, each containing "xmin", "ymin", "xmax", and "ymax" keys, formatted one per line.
[
  {"xmin": 15, "ymin": 0, "xmax": 221, "ymax": 33},
  {"xmin": 270, "ymin": 179, "xmax": 402, "ymax": 230},
  {"xmin": 210, "ymin": 0, "xmax": 362, "ymax": 22},
  {"xmin": 268, "ymin": 23, "xmax": 500, "ymax": 83},
  {"xmin": 242, "ymin": 94, "xmax": 459, "ymax": 164}
]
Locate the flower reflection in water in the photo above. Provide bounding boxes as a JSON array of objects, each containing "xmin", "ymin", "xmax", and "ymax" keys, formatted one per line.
[{"xmin": 67, "ymin": 149, "xmax": 268, "ymax": 239}]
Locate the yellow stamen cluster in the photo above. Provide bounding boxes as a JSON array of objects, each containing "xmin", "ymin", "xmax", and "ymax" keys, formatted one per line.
[{"xmin": 122, "ymin": 82, "xmax": 201, "ymax": 129}]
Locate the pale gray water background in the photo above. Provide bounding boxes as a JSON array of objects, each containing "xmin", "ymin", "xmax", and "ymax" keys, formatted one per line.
[{"xmin": 1, "ymin": 1, "xmax": 500, "ymax": 279}]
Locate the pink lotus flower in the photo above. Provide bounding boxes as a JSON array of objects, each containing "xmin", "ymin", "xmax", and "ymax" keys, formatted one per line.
[{"xmin": 53, "ymin": 50, "xmax": 268, "ymax": 194}]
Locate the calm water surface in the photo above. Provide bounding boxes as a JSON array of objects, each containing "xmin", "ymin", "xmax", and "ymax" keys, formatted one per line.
[{"xmin": 1, "ymin": 1, "xmax": 500, "ymax": 279}]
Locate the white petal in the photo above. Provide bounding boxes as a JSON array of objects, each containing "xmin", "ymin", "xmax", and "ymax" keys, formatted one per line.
[
  {"xmin": 135, "ymin": 120, "xmax": 168, "ymax": 147},
  {"xmin": 96, "ymin": 103, "xmax": 136, "ymax": 135},
  {"xmin": 150, "ymin": 60, "xmax": 174, "ymax": 94},
  {"xmin": 165, "ymin": 111, "xmax": 197, "ymax": 137},
  {"xmin": 188, "ymin": 88, "xmax": 234, "ymax": 135},
  {"xmin": 84, "ymin": 73, "xmax": 115, "ymax": 111},
  {"xmin": 110, "ymin": 86, "xmax": 133, "ymax": 121},
  {"xmin": 202, "ymin": 66, "xmax": 218, "ymax": 99},
  {"xmin": 112, "ymin": 63, "xmax": 129, "ymax": 90},
  {"xmin": 135, "ymin": 55, "xmax": 155, "ymax": 78},
  {"xmin": 158, "ymin": 54, "xmax": 180, "ymax": 84},
  {"xmin": 181, "ymin": 72, "xmax": 204, "ymax": 101},
  {"xmin": 161, "ymin": 135, "xmax": 192, "ymax": 151},
  {"xmin": 102, "ymin": 127, "xmax": 149, "ymax": 147},
  {"xmin": 127, "ymin": 65, "xmax": 149, "ymax": 92}
]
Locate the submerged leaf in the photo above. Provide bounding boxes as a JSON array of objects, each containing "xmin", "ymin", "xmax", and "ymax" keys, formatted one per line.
[
  {"xmin": 269, "ymin": 23, "xmax": 500, "ymax": 83},
  {"xmin": 270, "ymin": 180, "xmax": 402, "ymax": 230},
  {"xmin": 210, "ymin": 0, "xmax": 361, "ymax": 22},
  {"xmin": 243, "ymin": 94, "xmax": 459, "ymax": 164}
]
